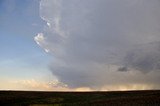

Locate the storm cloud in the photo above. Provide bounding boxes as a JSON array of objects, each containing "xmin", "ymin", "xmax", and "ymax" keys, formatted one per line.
[
  {"xmin": 35, "ymin": 0, "xmax": 160, "ymax": 89},
  {"xmin": 123, "ymin": 42, "xmax": 160, "ymax": 72}
]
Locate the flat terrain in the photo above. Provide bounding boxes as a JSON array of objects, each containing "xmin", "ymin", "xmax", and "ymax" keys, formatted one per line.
[{"xmin": 0, "ymin": 90, "xmax": 160, "ymax": 106}]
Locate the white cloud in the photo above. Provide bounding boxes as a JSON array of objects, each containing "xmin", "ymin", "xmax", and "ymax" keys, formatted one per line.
[
  {"xmin": 34, "ymin": 33, "xmax": 45, "ymax": 44},
  {"xmin": 34, "ymin": 33, "xmax": 50, "ymax": 53},
  {"xmin": 35, "ymin": 0, "xmax": 160, "ymax": 90}
]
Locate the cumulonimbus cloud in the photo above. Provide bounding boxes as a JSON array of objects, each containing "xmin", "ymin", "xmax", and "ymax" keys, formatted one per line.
[{"xmin": 35, "ymin": 0, "xmax": 160, "ymax": 89}]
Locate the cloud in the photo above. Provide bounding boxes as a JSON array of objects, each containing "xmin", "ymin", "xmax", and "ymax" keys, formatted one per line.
[
  {"xmin": 11, "ymin": 79, "xmax": 69, "ymax": 91},
  {"xmin": 118, "ymin": 67, "xmax": 128, "ymax": 72},
  {"xmin": 35, "ymin": 0, "xmax": 160, "ymax": 89},
  {"xmin": 123, "ymin": 42, "xmax": 160, "ymax": 72},
  {"xmin": 34, "ymin": 33, "xmax": 50, "ymax": 52}
]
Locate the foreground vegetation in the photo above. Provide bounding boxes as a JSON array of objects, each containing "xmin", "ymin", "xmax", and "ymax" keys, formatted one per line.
[{"xmin": 0, "ymin": 90, "xmax": 160, "ymax": 106}]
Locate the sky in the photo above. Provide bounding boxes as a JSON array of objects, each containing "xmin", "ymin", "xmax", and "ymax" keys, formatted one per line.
[{"xmin": 0, "ymin": 0, "xmax": 160, "ymax": 91}]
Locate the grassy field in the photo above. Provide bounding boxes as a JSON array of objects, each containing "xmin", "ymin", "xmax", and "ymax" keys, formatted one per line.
[{"xmin": 0, "ymin": 90, "xmax": 160, "ymax": 106}]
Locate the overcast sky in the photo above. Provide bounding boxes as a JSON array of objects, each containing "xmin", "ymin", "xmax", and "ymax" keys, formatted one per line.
[{"xmin": 0, "ymin": 0, "xmax": 160, "ymax": 91}]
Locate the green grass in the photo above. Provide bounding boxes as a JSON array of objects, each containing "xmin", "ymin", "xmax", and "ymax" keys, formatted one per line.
[{"xmin": 0, "ymin": 90, "xmax": 160, "ymax": 106}]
